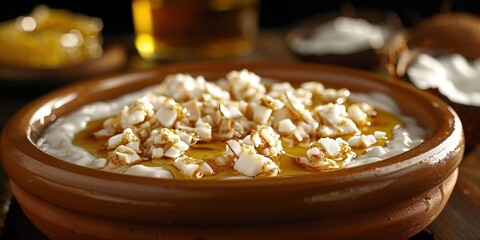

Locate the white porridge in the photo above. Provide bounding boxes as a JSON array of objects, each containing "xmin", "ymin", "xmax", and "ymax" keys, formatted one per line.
[{"xmin": 37, "ymin": 69, "xmax": 424, "ymax": 179}]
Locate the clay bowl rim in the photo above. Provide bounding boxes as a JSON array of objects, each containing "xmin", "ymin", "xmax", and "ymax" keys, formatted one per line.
[
  {"xmin": 0, "ymin": 43, "xmax": 128, "ymax": 83},
  {"xmin": 1, "ymin": 61, "xmax": 463, "ymax": 190}
]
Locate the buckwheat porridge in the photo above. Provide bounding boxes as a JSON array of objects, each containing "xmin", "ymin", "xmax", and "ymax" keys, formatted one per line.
[{"xmin": 37, "ymin": 69, "xmax": 424, "ymax": 179}]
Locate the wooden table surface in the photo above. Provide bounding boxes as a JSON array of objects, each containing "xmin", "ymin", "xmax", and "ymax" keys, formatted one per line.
[{"xmin": 0, "ymin": 30, "xmax": 479, "ymax": 240}]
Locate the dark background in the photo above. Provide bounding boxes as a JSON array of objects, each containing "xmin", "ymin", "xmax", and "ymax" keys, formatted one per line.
[{"xmin": 1, "ymin": 0, "xmax": 480, "ymax": 35}]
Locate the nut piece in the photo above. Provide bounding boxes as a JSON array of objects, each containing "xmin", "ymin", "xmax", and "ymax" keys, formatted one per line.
[
  {"xmin": 347, "ymin": 134, "xmax": 377, "ymax": 148},
  {"xmin": 145, "ymin": 128, "xmax": 190, "ymax": 159},
  {"xmin": 173, "ymin": 156, "xmax": 215, "ymax": 179},
  {"xmin": 314, "ymin": 103, "xmax": 360, "ymax": 137},
  {"xmin": 121, "ymin": 96, "xmax": 155, "ymax": 129},
  {"xmin": 110, "ymin": 145, "xmax": 142, "ymax": 166},
  {"xmin": 248, "ymin": 126, "xmax": 285, "ymax": 158},
  {"xmin": 233, "ymin": 146, "xmax": 281, "ymax": 177},
  {"xmin": 217, "ymin": 135, "xmax": 282, "ymax": 177},
  {"xmin": 277, "ymin": 119, "xmax": 296, "ymax": 134},
  {"xmin": 106, "ymin": 128, "xmax": 141, "ymax": 151},
  {"xmin": 227, "ymin": 69, "xmax": 266, "ymax": 102},
  {"xmin": 297, "ymin": 137, "xmax": 356, "ymax": 170},
  {"xmin": 156, "ymin": 98, "xmax": 180, "ymax": 128}
]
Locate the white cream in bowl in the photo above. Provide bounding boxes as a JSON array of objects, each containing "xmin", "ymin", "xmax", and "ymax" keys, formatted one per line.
[
  {"xmin": 290, "ymin": 16, "xmax": 389, "ymax": 55},
  {"xmin": 405, "ymin": 53, "xmax": 480, "ymax": 107},
  {"xmin": 37, "ymin": 69, "xmax": 425, "ymax": 179}
]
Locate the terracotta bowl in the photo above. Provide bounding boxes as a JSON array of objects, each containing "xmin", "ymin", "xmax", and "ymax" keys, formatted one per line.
[
  {"xmin": 1, "ymin": 62, "xmax": 464, "ymax": 240},
  {"xmin": 285, "ymin": 9, "xmax": 402, "ymax": 70}
]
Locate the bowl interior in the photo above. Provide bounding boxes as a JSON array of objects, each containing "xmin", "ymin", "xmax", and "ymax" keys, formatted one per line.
[{"xmin": 14, "ymin": 61, "xmax": 457, "ymax": 184}]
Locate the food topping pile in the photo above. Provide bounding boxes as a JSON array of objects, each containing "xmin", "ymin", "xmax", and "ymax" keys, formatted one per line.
[{"xmin": 84, "ymin": 69, "xmax": 394, "ymax": 178}]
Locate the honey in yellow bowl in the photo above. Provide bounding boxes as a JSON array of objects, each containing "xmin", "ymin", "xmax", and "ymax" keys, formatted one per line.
[{"xmin": 0, "ymin": 5, "xmax": 103, "ymax": 69}]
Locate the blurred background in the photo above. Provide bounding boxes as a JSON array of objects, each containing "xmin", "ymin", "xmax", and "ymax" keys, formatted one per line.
[
  {"xmin": 1, "ymin": 1, "xmax": 480, "ymax": 239},
  {"xmin": 2, "ymin": 0, "xmax": 480, "ymax": 35}
]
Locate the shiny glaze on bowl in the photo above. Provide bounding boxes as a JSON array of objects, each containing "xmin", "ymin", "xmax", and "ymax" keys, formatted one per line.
[{"xmin": 1, "ymin": 62, "xmax": 464, "ymax": 239}]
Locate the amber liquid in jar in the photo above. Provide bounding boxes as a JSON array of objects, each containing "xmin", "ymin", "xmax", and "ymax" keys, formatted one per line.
[{"xmin": 131, "ymin": 0, "xmax": 258, "ymax": 61}]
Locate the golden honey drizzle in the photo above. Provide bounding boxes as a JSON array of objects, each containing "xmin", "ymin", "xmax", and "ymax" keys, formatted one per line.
[{"xmin": 73, "ymin": 104, "xmax": 403, "ymax": 179}]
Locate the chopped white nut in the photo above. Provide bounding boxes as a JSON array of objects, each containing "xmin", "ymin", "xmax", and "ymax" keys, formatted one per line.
[
  {"xmin": 314, "ymin": 103, "xmax": 360, "ymax": 137},
  {"xmin": 205, "ymin": 82, "xmax": 230, "ymax": 101},
  {"xmin": 268, "ymin": 82, "xmax": 295, "ymax": 98},
  {"xmin": 226, "ymin": 139, "xmax": 242, "ymax": 157},
  {"xmin": 111, "ymin": 145, "xmax": 142, "ymax": 166},
  {"xmin": 156, "ymin": 98, "xmax": 178, "ymax": 128},
  {"xmin": 252, "ymin": 104, "xmax": 273, "ymax": 124},
  {"xmin": 177, "ymin": 130, "xmax": 197, "ymax": 145},
  {"xmin": 146, "ymin": 128, "xmax": 190, "ymax": 159},
  {"xmin": 106, "ymin": 128, "xmax": 141, "ymax": 150},
  {"xmin": 151, "ymin": 147, "xmax": 164, "ymax": 158},
  {"xmin": 227, "ymin": 69, "xmax": 266, "ymax": 102},
  {"xmin": 107, "ymin": 133, "xmax": 124, "ymax": 149},
  {"xmin": 218, "ymin": 135, "xmax": 282, "ymax": 177},
  {"xmin": 293, "ymin": 124, "xmax": 309, "ymax": 142},
  {"xmin": 183, "ymin": 100, "xmax": 201, "ymax": 122},
  {"xmin": 300, "ymin": 82, "xmax": 325, "ymax": 94},
  {"xmin": 233, "ymin": 150, "xmax": 280, "ymax": 177},
  {"xmin": 348, "ymin": 104, "xmax": 369, "ymax": 126},
  {"xmin": 162, "ymin": 73, "xmax": 202, "ymax": 101},
  {"xmin": 195, "ymin": 118, "xmax": 212, "ymax": 140},
  {"xmin": 220, "ymin": 102, "xmax": 243, "ymax": 119},
  {"xmin": 250, "ymin": 130, "xmax": 262, "ymax": 147},
  {"xmin": 126, "ymin": 141, "xmax": 141, "ymax": 153},
  {"xmin": 261, "ymin": 95, "xmax": 285, "ymax": 110},
  {"xmin": 277, "ymin": 119, "xmax": 296, "ymax": 134},
  {"xmin": 315, "ymin": 103, "xmax": 347, "ymax": 125},
  {"xmin": 357, "ymin": 102, "xmax": 376, "ymax": 116},
  {"xmin": 319, "ymin": 88, "xmax": 350, "ymax": 104},
  {"xmin": 374, "ymin": 131, "xmax": 387, "ymax": 139},
  {"xmin": 319, "ymin": 138, "xmax": 341, "ymax": 157},
  {"xmin": 297, "ymin": 137, "xmax": 355, "ymax": 170},
  {"xmin": 270, "ymin": 107, "xmax": 292, "ymax": 126},
  {"xmin": 215, "ymin": 118, "xmax": 236, "ymax": 140},
  {"xmin": 252, "ymin": 126, "xmax": 285, "ymax": 158},
  {"xmin": 347, "ymin": 134, "xmax": 377, "ymax": 148},
  {"xmin": 285, "ymin": 91, "xmax": 306, "ymax": 118},
  {"xmin": 164, "ymin": 144, "xmax": 183, "ymax": 158},
  {"xmin": 160, "ymin": 73, "xmax": 230, "ymax": 102},
  {"xmin": 119, "ymin": 96, "xmax": 155, "ymax": 129},
  {"xmin": 174, "ymin": 156, "xmax": 215, "ymax": 178}
]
